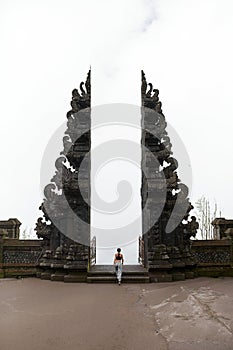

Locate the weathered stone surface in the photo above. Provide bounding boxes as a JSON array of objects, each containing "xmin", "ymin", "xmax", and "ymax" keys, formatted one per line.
[
  {"xmin": 0, "ymin": 218, "xmax": 21, "ymax": 239},
  {"xmin": 141, "ymin": 71, "xmax": 198, "ymax": 276},
  {"xmin": 0, "ymin": 233, "xmax": 42, "ymax": 278},
  {"xmin": 212, "ymin": 218, "xmax": 233, "ymax": 239},
  {"xmin": 35, "ymin": 71, "xmax": 92, "ymax": 281},
  {"xmin": 3, "ymin": 250, "xmax": 41, "ymax": 264}
]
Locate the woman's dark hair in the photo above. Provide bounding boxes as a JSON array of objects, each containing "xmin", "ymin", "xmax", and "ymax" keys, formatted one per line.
[{"xmin": 117, "ymin": 248, "xmax": 121, "ymax": 252}]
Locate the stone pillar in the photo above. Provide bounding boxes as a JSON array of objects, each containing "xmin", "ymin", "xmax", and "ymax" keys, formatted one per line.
[{"xmin": 0, "ymin": 231, "xmax": 7, "ymax": 278}]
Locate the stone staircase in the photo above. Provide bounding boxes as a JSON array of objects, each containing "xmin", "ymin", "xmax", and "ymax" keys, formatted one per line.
[{"xmin": 87, "ymin": 264, "xmax": 149, "ymax": 283}]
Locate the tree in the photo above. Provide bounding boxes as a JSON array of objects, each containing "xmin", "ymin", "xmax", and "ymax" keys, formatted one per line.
[
  {"xmin": 20, "ymin": 227, "xmax": 38, "ymax": 240},
  {"xmin": 195, "ymin": 196, "xmax": 219, "ymax": 239}
]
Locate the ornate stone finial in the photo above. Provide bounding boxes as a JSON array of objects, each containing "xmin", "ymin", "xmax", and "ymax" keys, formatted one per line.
[
  {"xmin": 85, "ymin": 69, "xmax": 91, "ymax": 95},
  {"xmin": 141, "ymin": 70, "xmax": 147, "ymax": 96},
  {"xmin": 141, "ymin": 70, "xmax": 162, "ymax": 112},
  {"xmin": 67, "ymin": 69, "xmax": 91, "ymax": 118}
]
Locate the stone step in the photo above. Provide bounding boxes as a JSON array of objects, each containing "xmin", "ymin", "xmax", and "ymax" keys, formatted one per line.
[
  {"xmin": 87, "ymin": 275, "xmax": 150, "ymax": 283},
  {"xmin": 89, "ymin": 265, "xmax": 148, "ymax": 273},
  {"xmin": 88, "ymin": 270, "xmax": 149, "ymax": 276},
  {"xmin": 87, "ymin": 264, "xmax": 149, "ymax": 283}
]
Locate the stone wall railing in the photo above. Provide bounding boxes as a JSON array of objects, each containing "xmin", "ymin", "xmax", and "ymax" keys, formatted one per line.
[
  {"xmin": 1, "ymin": 233, "xmax": 233, "ymax": 280},
  {"xmin": 191, "ymin": 239, "xmax": 233, "ymax": 277},
  {"xmin": 0, "ymin": 234, "xmax": 42, "ymax": 278}
]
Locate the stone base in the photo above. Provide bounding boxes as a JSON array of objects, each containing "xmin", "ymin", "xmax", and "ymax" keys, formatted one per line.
[
  {"xmin": 185, "ymin": 271, "xmax": 195, "ymax": 279},
  {"xmin": 196, "ymin": 266, "xmax": 233, "ymax": 278},
  {"xmin": 172, "ymin": 262, "xmax": 186, "ymax": 268},
  {"xmin": 64, "ymin": 273, "xmax": 87, "ymax": 282},
  {"xmin": 51, "ymin": 272, "xmax": 66, "ymax": 281},
  {"xmin": 149, "ymin": 263, "xmax": 173, "ymax": 270},
  {"xmin": 149, "ymin": 274, "xmax": 173, "ymax": 282},
  {"xmin": 40, "ymin": 271, "xmax": 52, "ymax": 280},
  {"xmin": 4, "ymin": 268, "xmax": 37, "ymax": 278},
  {"xmin": 172, "ymin": 272, "xmax": 185, "ymax": 281},
  {"xmin": 148, "ymin": 261, "xmax": 197, "ymax": 282}
]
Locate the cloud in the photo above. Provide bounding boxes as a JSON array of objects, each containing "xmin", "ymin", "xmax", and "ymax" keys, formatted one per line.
[{"xmin": 0, "ymin": 0, "xmax": 232, "ymax": 256}]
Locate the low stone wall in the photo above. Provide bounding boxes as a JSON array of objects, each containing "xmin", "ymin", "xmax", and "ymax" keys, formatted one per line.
[
  {"xmin": 1, "ymin": 233, "xmax": 233, "ymax": 281},
  {"xmin": 0, "ymin": 235, "xmax": 42, "ymax": 278},
  {"xmin": 191, "ymin": 240, "xmax": 233, "ymax": 277}
]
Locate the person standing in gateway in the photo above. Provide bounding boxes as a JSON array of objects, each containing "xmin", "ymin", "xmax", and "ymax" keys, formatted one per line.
[{"xmin": 113, "ymin": 248, "xmax": 124, "ymax": 285}]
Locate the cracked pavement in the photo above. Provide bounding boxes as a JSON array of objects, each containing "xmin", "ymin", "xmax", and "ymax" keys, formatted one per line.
[
  {"xmin": 0, "ymin": 277, "xmax": 233, "ymax": 350},
  {"xmin": 126, "ymin": 277, "xmax": 233, "ymax": 350}
]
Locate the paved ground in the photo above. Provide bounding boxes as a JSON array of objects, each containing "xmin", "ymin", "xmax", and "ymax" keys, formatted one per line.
[{"xmin": 0, "ymin": 277, "xmax": 233, "ymax": 350}]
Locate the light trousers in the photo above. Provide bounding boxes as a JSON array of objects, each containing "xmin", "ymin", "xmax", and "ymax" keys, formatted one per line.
[{"xmin": 115, "ymin": 262, "xmax": 122, "ymax": 282}]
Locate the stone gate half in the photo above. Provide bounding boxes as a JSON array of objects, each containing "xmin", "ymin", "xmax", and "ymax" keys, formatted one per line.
[
  {"xmin": 35, "ymin": 70, "xmax": 92, "ymax": 282},
  {"xmin": 140, "ymin": 71, "xmax": 198, "ymax": 281}
]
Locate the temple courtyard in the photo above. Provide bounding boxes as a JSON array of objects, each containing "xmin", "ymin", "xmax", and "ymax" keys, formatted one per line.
[{"xmin": 0, "ymin": 277, "xmax": 233, "ymax": 350}]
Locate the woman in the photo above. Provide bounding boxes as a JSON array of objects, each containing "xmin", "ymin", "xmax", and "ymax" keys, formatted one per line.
[{"xmin": 113, "ymin": 248, "xmax": 124, "ymax": 285}]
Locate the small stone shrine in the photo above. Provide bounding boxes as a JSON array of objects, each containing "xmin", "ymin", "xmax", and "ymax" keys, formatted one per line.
[{"xmin": 0, "ymin": 218, "xmax": 21, "ymax": 239}]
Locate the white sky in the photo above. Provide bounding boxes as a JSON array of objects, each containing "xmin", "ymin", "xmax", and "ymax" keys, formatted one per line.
[{"xmin": 0, "ymin": 0, "xmax": 233, "ymax": 262}]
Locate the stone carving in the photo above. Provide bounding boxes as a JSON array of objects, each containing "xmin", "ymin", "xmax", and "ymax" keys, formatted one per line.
[
  {"xmin": 35, "ymin": 70, "xmax": 91, "ymax": 281},
  {"xmin": 141, "ymin": 70, "xmax": 198, "ymax": 274},
  {"xmin": 34, "ymin": 69, "xmax": 199, "ymax": 282},
  {"xmin": 66, "ymin": 70, "xmax": 90, "ymax": 118},
  {"xmin": 3, "ymin": 251, "xmax": 41, "ymax": 264},
  {"xmin": 35, "ymin": 217, "xmax": 51, "ymax": 240},
  {"xmin": 193, "ymin": 247, "xmax": 231, "ymax": 264}
]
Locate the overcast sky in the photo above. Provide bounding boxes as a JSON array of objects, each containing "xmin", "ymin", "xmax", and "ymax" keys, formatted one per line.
[{"xmin": 0, "ymin": 0, "xmax": 233, "ymax": 263}]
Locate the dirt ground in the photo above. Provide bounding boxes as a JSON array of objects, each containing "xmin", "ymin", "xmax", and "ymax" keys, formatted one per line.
[{"xmin": 0, "ymin": 277, "xmax": 233, "ymax": 350}]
